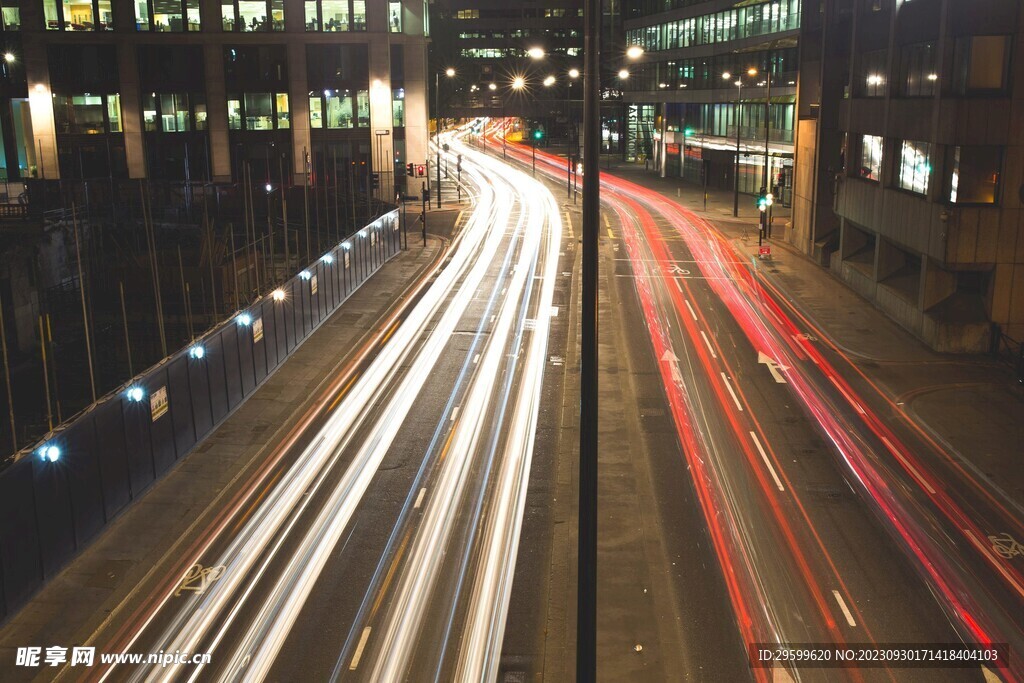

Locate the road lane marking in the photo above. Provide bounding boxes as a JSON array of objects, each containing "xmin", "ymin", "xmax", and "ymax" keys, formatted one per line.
[
  {"xmin": 606, "ymin": 228, "xmax": 615, "ymax": 240},
  {"xmin": 750, "ymin": 432, "xmax": 784, "ymax": 492},
  {"xmin": 349, "ymin": 627, "xmax": 372, "ymax": 670},
  {"xmin": 674, "ymin": 279, "xmax": 683, "ymax": 292},
  {"xmin": 720, "ymin": 372, "xmax": 743, "ymax": 412},
  {"xmin": 699, "ymin": 331, "xmax": 717, "ymax": 359},
  {"xmin": 603, "ymin": 212, "xmax": 611, "ymax": 228},
  {"xmin": 757, "ymin": 351, "xmax": 789, "ymax": 384},
  {"xmin": 963, "ymin": 529, "xmax": 1024, "ymax": 598},
  {"xmin": 880, "ymin": 437, "xmax": 936, "ymax": 495},
  {"xmin": 684, "ymin": 299, "xmax": 698, "ymax": 321},
  {"xmin": 451, "ymin": 406, "xmax": 459, "ymax": 421},
  {"xmin": 827, "ymin": 375, "xmax": 865, "ymax": 414},
  {"xmin": 414, "ymin": 488, "xmax": 427, "ymax": 509},
  {"xmin": 473, "ymin": 354, "xmax": 480, "ymax": 364},
  {"xmin": 832, "ymin": 590, "xmax": 857, "ymax": 627}
]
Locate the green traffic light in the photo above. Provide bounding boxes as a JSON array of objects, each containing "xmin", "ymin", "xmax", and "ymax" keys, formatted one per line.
[
  {"xmin": 684, "ymin": 127, "xmax": 696, "ymax": 136},
  {"xmin": 533, "ymin": 129, "xmax": 543, "ymax": 140}
]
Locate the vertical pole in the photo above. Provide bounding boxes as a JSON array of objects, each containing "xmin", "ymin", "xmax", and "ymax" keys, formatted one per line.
[
  {"xmin": 71, "ymin": 205, "xmax": 97, "ymax": 403},
  {"xmin": 763, "ymin": 68, "xmax": 771, "ymax": 198},
  {"xmin": 0, "ymin": 296, "xmax": 17, "ymax": 452},
  {"xmin": 733, "ymin": 83, "xmax": 741, "ymax": 218},
  {"xmin": 140, "ymin": 184, "xmax": 167, "ymax": 356},
  {"xmin": 579, "ymin": 0, "xmax": 600, "ymax": 681},
  {"xmin": 303, "ymin": 147, "xmax": 311, "ymax": 262},
  {"xmin": 229, "ymin": 224, "xmax": 240, "ymax": 311},
  {"xmin": 119, "ymin": 281, "xmax": 133, "ymax": 378},
  {"xmin": 436, "ymin": 73, "xmax": 442, "ymax": 209},
  {"xmin": 46, "ymin": 315, "xmax": 61, "ymax": 422},
  {"xmin": 204, "ymin": 204, "xmax": 218, "ymax": 319},
  {"xmin": 38, "ymin": 316, "xmax": 53, "ymax": 431},
  {"xmin": 280, "ymin": 155, "xmax": 289, "ymax": 276},
  {"xmin": 177, "ymin": 245, "xmax": 192, "ymax": 339}
]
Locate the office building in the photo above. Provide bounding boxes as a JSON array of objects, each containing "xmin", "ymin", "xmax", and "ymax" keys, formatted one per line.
[{"xmin": 793, "ymin": 0, "xmax": 1024, "ymax": 351}]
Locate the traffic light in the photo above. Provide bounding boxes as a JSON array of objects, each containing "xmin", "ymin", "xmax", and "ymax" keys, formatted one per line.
[
  {"xmin": 415, "ymin": 164, "xmax": 427, "ymax": 178},
  {"xmin": 532, "ymin": 129, "xmax": 544, "ymax": 141},
  {"xmin": 757, "ymin": 191, "xmax": 774, "ymax": 212},
  {"xmin": 406, "ymin": 163, "xmax": 414, "ymax": 177},
  {"xmin": 683, "ymin": 127, "xmax": 696, "ymax": 136}
]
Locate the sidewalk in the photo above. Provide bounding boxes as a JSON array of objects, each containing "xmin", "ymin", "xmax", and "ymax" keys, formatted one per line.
[
  {"xmin": 603, "ymin": 161, "xmax": 1024, "ymax": 506},
  {"xmin": 0, "ymin": 234, "xmax": 447, "ymax": 677}
]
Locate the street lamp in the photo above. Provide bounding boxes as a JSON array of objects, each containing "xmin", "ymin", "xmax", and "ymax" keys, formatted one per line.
[
  {"xmin": 723, "ymin": 71, "xmax": 745, "ymax": 217},
  {"xmin": 3, "ymin": 52, "xmax": 13, "ymax": 63},
  {"xmin": 626, "ymin": 45, "xmax": 644, "ymax": 60},
  {"xmin": 527, "ymin": 46, "xmax": 545, "ymax": 60},
  {"xmin": 567, "ymin": 68, "xmax": 580, "ymax": 199},
  {"xmin": 435, "ymin": 68, "xmax": 455, "ymax": 208},
  {"xmin": 506, "ymin": 76, "xmax": 527, "ymax": 161},
  {"xmin": 617, "ymin": 69, "xmax": 629, "ymax": 80}
]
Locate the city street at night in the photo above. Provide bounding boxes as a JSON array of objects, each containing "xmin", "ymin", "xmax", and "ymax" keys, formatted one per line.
[{"xmin": 0, "ymin": 1, "xmax": 1023, "ymax": 682}]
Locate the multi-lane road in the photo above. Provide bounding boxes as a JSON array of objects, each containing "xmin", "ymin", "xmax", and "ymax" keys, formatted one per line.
[
  {"xmin": 498, "ymin": 130, "xmax": 1021, "ymax": 682},
  {"xmin": 34, "ymin": 132, "xmax": 568, "ymax": 682}
]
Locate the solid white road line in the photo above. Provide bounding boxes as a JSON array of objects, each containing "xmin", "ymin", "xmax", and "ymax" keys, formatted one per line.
[
  {"xmin": 700, "ymin": 330, "xmax": 717, "ymax": 359},
  {"xmin": 720, "ymin": 372, "xmax": 743, "ymax": 412},
  {"xmin": 349, "ymin": 627, "xmax": 372, "ymax": 670},
  {"xmin": 750, "ymin": 431, "xmax": 784, "ymax": 492},
  {"xmin": 451, "ymin": 406, "xmax": 459, "ymax": 421},
  {"xmin": 473, "ymin": 354, "xmax": 480, "ymax": 364},
  {"xmin": 414, "ymin": 488, "xmax": 427, "ymax": 509},
  {"xmin": 674, "ymin": 279, "xmax": 683, "ymax": 292},
  {"xmin": 832, "ymin": 590, "xmax": 857, "ymax": 627}
]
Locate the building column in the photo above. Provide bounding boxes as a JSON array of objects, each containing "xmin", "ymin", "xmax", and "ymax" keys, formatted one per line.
[
  {"xmin": 22, "ymin": 39, "xmax": 58, "ymax": 179},
  {"xmin": 203, "ymin": 43, "xmax": 231, "ymax": 182},
  {"xmin": 367, "ymin": 40, "xmax": 393, "ymax": 194},
  {"xmin": 401, "ymin": 0, "xmax": 429, "ymax": 194},
  {"xmin": 288, "ymin": 42, "xmax": 311, "ymax": 183},
  {"xmin": 116, "ymin": 44, "xmax": 146, "ymax": 179}
]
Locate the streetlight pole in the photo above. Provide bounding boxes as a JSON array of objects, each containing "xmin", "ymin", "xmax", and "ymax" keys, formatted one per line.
[
  {"xmin": 723, "ymin": 72, "xmax": 743, "ymax": 218},
  {"xmin": 579, "ymin": 0, "xmax": 600, "ymax": 680},
  {"xmin": 435, "ymin": 72, "xmax": 441, "ymax": 209}
]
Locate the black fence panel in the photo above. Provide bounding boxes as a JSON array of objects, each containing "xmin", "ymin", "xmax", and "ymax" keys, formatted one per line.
[
  {"xmin": 0, "ymin": 209, "xmax": 401, "ymax": 620},
  {"xmin": 167, "ymin": 357, "xmax": 197, "ymax": 459},
  {"xmin": 252, "ymin": 308, "xmax": 268, "ymax": 385},
  {"xmin": 31, "ymin": 456, "xmax": 76, "ymax": 577},
  {"xmin": 221, "ymin": 324, "xmax": 243, "ymax": 410},
  {"xmin": 122, "ymin": 397, "xmax": 156, "ymax": 496},
  {"xmin": 206, "ymin": 332, "xmax": 229, "ymax": 423},
  {"xmin": 93, "ymin": 406, "xmax": 131, "ymax": 517},
  {"xmin": 61, "ymin": 419, "xmax": 106, "ymax": 547},
  {"xmin": 237, "ymin": 321, "xmax": 256, "ymax": 397},
  {"xmin": 0, "ymin": 460, "xmax": 42, "ymax": 614},
  {"xmin": 145, "ymin": 370, "xmax": 177, "ymax": 477},
  {"xmin": 188, "ymin": 353, "xmax": 214, "ymax": 441}
]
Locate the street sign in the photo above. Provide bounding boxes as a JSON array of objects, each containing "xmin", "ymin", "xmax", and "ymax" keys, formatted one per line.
[{"xmin": 375, "ymin": 129, "xmax": 390, "ymax": 136}]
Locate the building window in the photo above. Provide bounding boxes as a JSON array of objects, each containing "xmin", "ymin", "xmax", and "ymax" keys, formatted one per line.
[
  {"xmin": 858, "ymin": 49, "xmax": 887, "ymax": 97},
  {"xmin": 53, "ymin": 93, "xmax": 120, "ymax": 133},
  {"xmin": 1, "ymin": 0, "xmax": 20, "ymax": 30},
  {"xmin": 392, "ymin": 88, "xmax": 404, "ymax": 127},
  {"xmin": 899, "ymin": 42, "xmax": 938, "ymax": 97},
  {"xmin": 304, "ymin": 0, "xmax": 369, "ymax": 31},
  {"xmin": 222, "ymin": 0, "xmax": 283, "ymax": 31},
  {"xmin": 136, "ymin": 0, "xmax": 200, "ymax": 31},
  {"xmin": 455, "ymin": 9, "xmax": 478, "ymax": 19},
  {"xmin": 856, "ymin": 134, "xmax": 883, "ymax": 181},
  {"xmin": 44, "ymin": 0, "xmax": 112, "ymax": 30},
  {"xmin": 953, "ymin": 35, "xmax": 1010, "ymax": 95},
  {"xmin": 896, "ymin": 139, "xmax": 932, "ymax": 195},
  {"xmin": 949, "ymin": 146, "xmax": 1000, "ymax": 204},
  {"xmin": 142, "ymin": 92, "xmax": 205, "ymax": 132},
  {"xmin": 227, "ymin": 92, "xmax": 289, "ymax": 129},
  {"xmin": 389, "ymin": 1, "xmax": 401, "ymax": 32},
  {"xmin": 309, "ymin": 89, "xmax": 370, "ymax": 128}
]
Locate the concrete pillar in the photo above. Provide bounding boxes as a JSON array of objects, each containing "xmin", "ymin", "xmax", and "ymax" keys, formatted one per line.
[
  {"xmin": 368, "ymin": 40, "xmax": 393, "ymax": 190},
  {"xmin": 875, "ymin": 238, "xmax": 906, "ymax": 282},
  {"xmin": 921, "ymin": 256, "xmax": 956, "ymax": 311},
  {"xmin": 402, "ymin": 1, "xmax": 429, "ymax": 194},
  {"xmin": 22, "ymin": 40, "xmax": 58, "ymax": 179},
  {"xmin": 116, "ymin": 44, "xmax": 146, "ymax": 179},
  {"xmin": 203, "ymin": 43, "xmax": 232, "ymax": 182},
  {"xmin": 288, "ymin": 42, "xmax": 311, "ymax": 182}
]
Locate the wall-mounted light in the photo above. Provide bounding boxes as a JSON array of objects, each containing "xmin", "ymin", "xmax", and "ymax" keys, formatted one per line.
[
  {"xmin": 272, "ymin": 288, "xmax": 285, "ymax": 301},
  {"xmin": 126, "ymin": 386, "xmax": 145, "ymax": 402},
  {"xmin": 299, "ymin": 270, "xmax": 312, "ymax": 280},
  {"xmin": 321, "ymin": 253, "xmax": 334, "ymax": 264},
  {"xmin": 38, "ymin": 444, "xmax": 60, "ymax": 462},
  {"xmin": 237, "ymin": 313, "xmax": 253, "ymax": 326},
  {"xmin": 188, "ymin": 345, "xmax": 206, "ymax": 359}
]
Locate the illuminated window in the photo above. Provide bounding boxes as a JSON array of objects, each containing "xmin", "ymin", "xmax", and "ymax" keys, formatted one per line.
[
  {"xmin": 43, "ymin": 0, "xmax": 112, "ymax": 30},
  {"xmin": 136, "ymin": 0, "xmax": 200, "ymax": 31},
  {"xmin": 389, "ymin": 2, "xmax": 401, "ymax": 32},
  {"xmin": 53, "ymin": 94, "xmax": 119, "ymax": 133},
  {"xmin": 899, "ymin": 43, "xmax": 938, "ymax": 97},
  {"xmin": 896, "ymin": 140, "xmax": 932, "ymax": 195},
  {"xmin": 305, "ymin": 0, "xmax": 370, "ymax": 31},
  {"xmin": 948, "ymin": 146, "xmax": 1000, "ymax": 204},
  {"xmin": 222, "ymin": 0, "xmax": 284, "ymax": 31},
  {"xmin": 227, "ymin": 92, "xmax": 289, "ymax": 129},
  {"xmin": 857, "ymin": 134, "xmax": 883, "ymax": 181},
  {"xmin": 309, "ymin": 89, "xmax": 370, "ymax": 128},
  {"xmin": 455, "ymin": 9, "xmax": 479, "ymax": 19},
  {"xmin": 351, "ymin": 0, "xmax": 365, "ymax": 30},
  {"xmin": 1, "ymin": 0, "xmax": 20, "ymax": 30},
  {"xmin": 858, "ymin": 49, "xmax": 887, "ymax": 97},
  {"xmin": 392, "ymin": 88, "xmax": 404, "ymax": 127},
  {"xmin": 953, "ymin": 35, "xmax": 1010, "ymax": 94},
  {"xmin": 309, "ymin": 95, "xmax": 323, "ymax": 128}
]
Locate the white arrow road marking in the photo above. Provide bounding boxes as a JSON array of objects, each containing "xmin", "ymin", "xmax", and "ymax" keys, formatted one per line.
[
  {"xmin": 757, "ymin": 351, "xmax": 789, "ymax": 384},
  {"xmin": 660, "ymin": 349, "xmax": 683, "ymax": 386}
]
